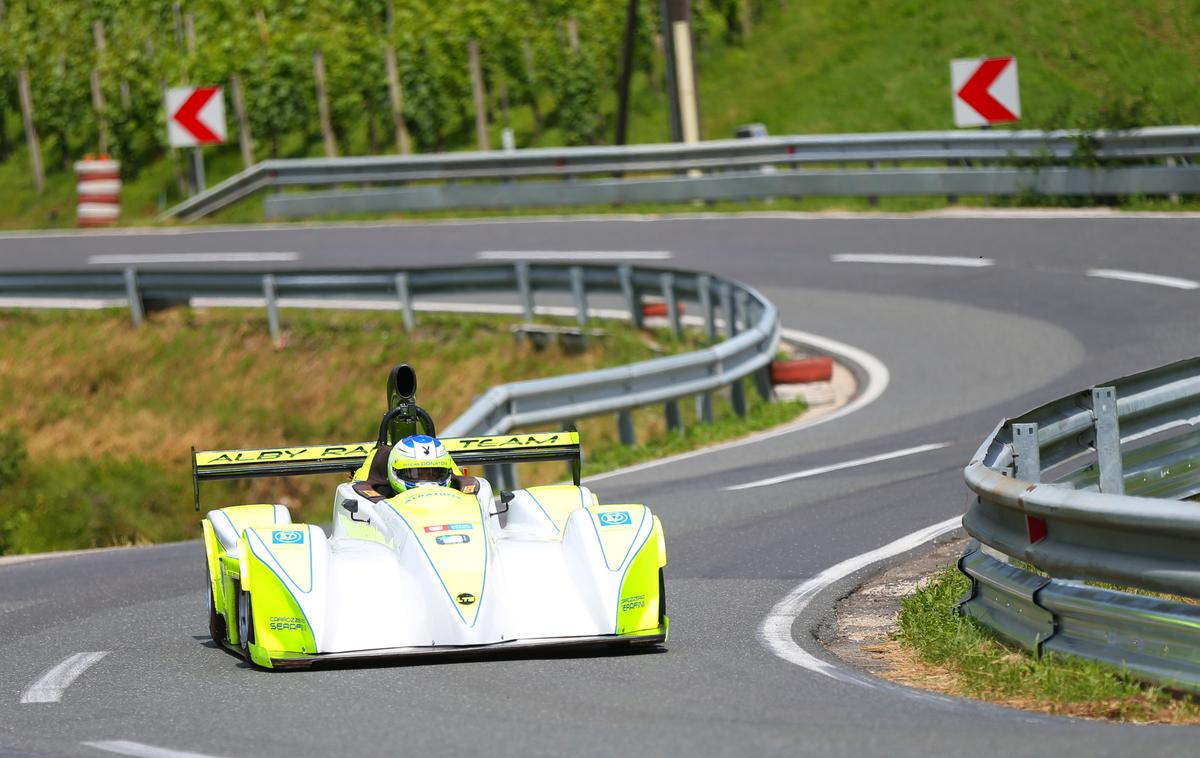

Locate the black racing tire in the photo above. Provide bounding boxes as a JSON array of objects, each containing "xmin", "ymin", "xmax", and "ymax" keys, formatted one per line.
[
  {"xmin": 236, "ymin": 583, "xmax": 254, "ymax": 661},
  {"xmin": 207, "ymin": 580, "xmax": 227, "ymax": 644},
  {"xmin": 658, "ymin": 568, "xmax": 667, "ymax": 625}
]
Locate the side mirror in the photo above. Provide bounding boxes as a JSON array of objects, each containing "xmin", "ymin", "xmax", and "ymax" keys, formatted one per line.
[
  {"xmin": 492, "ymin": 490, "xmax": 515, "ymax": 517},
  {"xmin": 342, "ymin": 498, "xmax": 370, "ymax": 524}
]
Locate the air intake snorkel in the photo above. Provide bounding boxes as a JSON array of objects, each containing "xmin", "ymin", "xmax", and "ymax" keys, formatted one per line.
[{"xmin": 377, "ymin": 364, "xmax": 437, "ymax": 445}]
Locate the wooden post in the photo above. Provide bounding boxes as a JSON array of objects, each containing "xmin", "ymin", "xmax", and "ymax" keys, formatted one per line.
[
  {"xmin": 16, "ymin": 69, "xmax": 44, "ymax": 194},
  {"xmin": 521, "ymin": 42, "xmax": 543, "ymax": 132},
  {"xmin": 566, "ymin": 18, "xmax": 581, "ymax": 54},
  {"xmin": 670, "ymin": 4, "xmax": 701, "ymax": 144},
  {"xmin": 615, "ymin": 0, "xmax": 639, "ymax": 145},
  {"xmin": 312, "ymin": 51, "xmax": 338, "ymax": 157},
  {"xmin": 468, "ymin": 40, "xmax": 489, "ymax": 151},
  {"xmin": 254, "ymin": 8, "xmax": 269, "ymax": 42},
  {"xmin": 384, "ymin": 46, "xmax": 411, "ymax": 154},
  {"xmin": 184, "ymin": 13, "xmax": 197, "ymax": 56},
  {"xmin": 229, "ymin": 74, "xmax": 255, "ymax": 168},
  {"xmin": 91, "ymin": 21, "xmax": 109, "ymax": 154},
  {"xmin": 90, "ymin": 70, "xmax": 108, "ymax": 154},
  {"xmin": 740, "ymin": 0, "xmax": 753, "ymax": 37}
]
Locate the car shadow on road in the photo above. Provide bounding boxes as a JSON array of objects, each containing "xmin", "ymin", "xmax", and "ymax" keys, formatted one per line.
[{"xmin": 192, "ymin": 633, "xmax": 666, "ymax": 672}]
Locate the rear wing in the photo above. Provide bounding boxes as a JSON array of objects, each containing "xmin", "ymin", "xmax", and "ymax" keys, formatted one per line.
[{"xmin": 192, "ymin": 432, "xmax": 581, "ymax": 510}]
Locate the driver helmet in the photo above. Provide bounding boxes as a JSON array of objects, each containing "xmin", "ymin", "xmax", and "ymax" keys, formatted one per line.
[{"xmin": 388, "ymin": 434, "xmax": 454, "ymax": 492}]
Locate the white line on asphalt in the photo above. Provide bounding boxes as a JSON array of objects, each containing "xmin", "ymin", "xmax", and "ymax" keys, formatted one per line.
[
  {"xmin": 831, "ymin": 253, "xmax": 994, "ymax": 267},
  {"xmin": 476, "ymin": 250, "xmax": 672, "ymax": 260},
  {"xmin": 0, "ymin": 297, "xmax": 127, "ymax": 309},
  {"xmin": 724, "ymin": 442, "xmax": 950, "ymax": 491},
  {"xmin": 760, "ymin": 515, "xmax": 962, "ymax": 686},
  {"xmin": 1086, "ymin": 268, "xmax": 1199, "ymax": 290},
  {"xmin": 20, "ymin": 652, "xmax": 109, "ymax": 703},
  {"xmin": 84, "ymin": 740, "xmax": 231, "ymax": 758},
  {"xmin": 2, "ymin": 208, "xmax": 1200, "ymax": 242},
  {"xmin": 87, "ymin": 252, "xmax": 301, "ymax": 265},
  {"xmin": 584, "ymin": 326, "xmax": 891, "ymax": 483}
]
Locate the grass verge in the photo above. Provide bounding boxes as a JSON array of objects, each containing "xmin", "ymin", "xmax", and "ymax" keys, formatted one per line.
[
  {"xmin": 894, "ymin": 567, "xmax": 1200, "ymax": 723},
  {"xmin": 0, "ymin": 306, "xmax": 804, "ymax": 554}
]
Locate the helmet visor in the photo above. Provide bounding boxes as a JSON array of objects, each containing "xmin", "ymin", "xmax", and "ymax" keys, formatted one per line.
[{"xmin": 395, "ymin": 466, "xmax": 450, "ymax": 483}]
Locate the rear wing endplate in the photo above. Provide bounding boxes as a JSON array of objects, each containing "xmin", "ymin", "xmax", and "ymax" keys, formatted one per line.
[{"xmin": 192, "ymin": 432, "xmax": 581, "ymax": 510}]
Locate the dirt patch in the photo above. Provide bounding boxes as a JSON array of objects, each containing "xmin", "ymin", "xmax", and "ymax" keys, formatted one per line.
[{"xmin": 824, "ymin": 536, "xmax": 968, "ymax": 678}]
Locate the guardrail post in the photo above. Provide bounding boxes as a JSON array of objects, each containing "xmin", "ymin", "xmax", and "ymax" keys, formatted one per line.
[
  {"xmin": 262, "ymin": 274, "xmax": 282, "ymax": 347},
  {"xmin": 515, "ymin": 262, "xmax": 535, "ymax": 322},
  {"xmin": 664, "ymin": 399, "xmax": 683, "ymax": 433},
  {"xmin": 1012, "ymin": 423, "xmax": 1041, "ymax": 482},
  {"xmin": 393, "ymin": 272, "xmax": 414, "ymax": 332},
  {"xmin": 720, "ymin": 281, "xmax": 736, "ymax": 337},
  {"xmin": 619, "ymin": 264, "xmax": 643, "ymax": 329},
  {"xmin": 660, "ymin": 272, "xmax": 681, "ymax": 337},
  {"xmin": 753, "ymin": 366, "xmax": 774, "ymax": 402},
  {"xmin": 698, "ymin": 274, "xmax": 715, "ymax": 342},
  {"xmin": 123, "ymin": 267, "xmax": 144, "ymax": 327},
  {"xmin": 735, "ymin": 288, "xmax": 750, "ymax": 334},
  {"xmin": 1092, "ymin": 386, "xmax": 1124, "ymax": 495},
  {"xmin": 723, "ymin": 283, "xmax": 746, "ymax": 417},
  {"xmin": 570, "ymin": 266, "xmax": 588, "ymax": 326},
  {"xmin": 617, "ymin": 410, "xmax": 636, "ymax": 446},
  {"xmin": 696, "ymin": 274, "xmax": 716, "ymax": 421}
]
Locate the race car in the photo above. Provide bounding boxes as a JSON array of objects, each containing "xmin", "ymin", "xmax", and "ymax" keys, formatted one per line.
[{"xmin": 195, "ymin": 365, "xmax": 668, "ymax": 669}]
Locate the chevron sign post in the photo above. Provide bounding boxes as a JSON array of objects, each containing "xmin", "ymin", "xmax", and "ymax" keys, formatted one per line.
[
  {"xmin": 166, "ymin": 87, "xmax": 226, "ymax": 147},
  {"xmin": 951, "ymin": 57, "xmax": 1020, "ymax": 128}
]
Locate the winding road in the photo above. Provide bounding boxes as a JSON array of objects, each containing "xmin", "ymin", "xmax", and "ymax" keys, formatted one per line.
[{"xmin": 2, "ymin": 211, "xmax": 1198, "ymax": 757}]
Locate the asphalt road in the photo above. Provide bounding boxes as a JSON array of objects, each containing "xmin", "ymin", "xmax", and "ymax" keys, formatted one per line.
[{"xmin": 1, "ymin": 212, "xmax": 1198, "ymax": 757}]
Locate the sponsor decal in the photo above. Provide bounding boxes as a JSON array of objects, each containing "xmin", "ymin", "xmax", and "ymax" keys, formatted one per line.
[
  {"xmin": 269, "ymin": 616, "xmax": 306, "ymax": 631},
  {"xmin": 201, "ymin": 444, "xmax": 372, "ymax": 465},
  {"xmin": 424, "ymin": 523, "xmax": 474, "ymax": 533},
  {"xmin": 598, "ymin": 511, "xmax": 632, "ymax": 527},
  {"xmin": 456, "ymin": 592, "xmax": 476, "ymax": 605},
  {"xmin": 451, "ymin": 434, "xmax": 562, "ymax": 450},
  {"xmin": 620, "ymin": 595, "xmax": 646, "ymax": 612},
  {"xmin": 272, "ymin": 529, "xmax": 305, "ymax": 545},
  {"xmin": 436, "ymin": 534, "xmax": 470, "ymax": 545}
]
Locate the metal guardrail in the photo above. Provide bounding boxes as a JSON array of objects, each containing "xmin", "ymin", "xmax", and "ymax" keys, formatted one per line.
[
  {"xmin": 162, "ymin": 126, "xmax": 1200, "ymax": 221},
  {"xmin": 959, "ymin": 357, "xmax": 1200, "ymax": 692},
  {"xmin": 0, "ymin": 263, "xmax": 779, "ymax": 487}
]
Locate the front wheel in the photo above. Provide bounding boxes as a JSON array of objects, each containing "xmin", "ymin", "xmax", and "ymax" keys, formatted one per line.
[{"xmin": 236, "ymin": 584, "xmax": 254, "ymax": 660}]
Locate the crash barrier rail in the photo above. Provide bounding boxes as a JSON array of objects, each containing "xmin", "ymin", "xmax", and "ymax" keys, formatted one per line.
[
  {"xmin": 0, "ymin": 263, "xmax": 779, "ymax": 487},
  {"xmin": 960, "ymin": 357, "xmax": 1200, "ymax": 692},
  {"xmin": 161, "ymin": 126, "xmax": 1200, "ymax": 221}
]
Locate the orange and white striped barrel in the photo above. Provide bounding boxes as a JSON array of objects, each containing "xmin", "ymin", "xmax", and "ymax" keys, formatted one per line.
[{"xmin": 74, "ymin": 154, "xmax": 121, "ymax": 227}]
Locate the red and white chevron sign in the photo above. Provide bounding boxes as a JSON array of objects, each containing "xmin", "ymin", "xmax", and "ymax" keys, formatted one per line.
[
  {"xmin": 951, "ymin": 57, "xmax": 1020, "ymax": 128},
  {"xmin": 166, "ymin": 87, "xmax": 226, "ymax": 147}
]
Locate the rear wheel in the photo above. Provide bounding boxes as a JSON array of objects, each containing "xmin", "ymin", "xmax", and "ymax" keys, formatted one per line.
[{"xmin": 207, "ymin": 580, "xmax": 227, "ymax": 643}]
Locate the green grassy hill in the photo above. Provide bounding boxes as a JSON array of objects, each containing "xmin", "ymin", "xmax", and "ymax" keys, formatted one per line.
[{"xmin": 1, "ymin": 0, "xmax": 1196, "ymax": 228}]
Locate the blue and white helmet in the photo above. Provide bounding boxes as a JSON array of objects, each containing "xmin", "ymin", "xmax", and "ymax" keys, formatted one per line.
[{"xmin": 388, "ymin": 434, "xmax": 454, "ymax": 492}]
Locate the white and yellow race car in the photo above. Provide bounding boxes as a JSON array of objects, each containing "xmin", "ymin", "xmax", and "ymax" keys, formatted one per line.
[{"xmin": 195, "ymin": 367, "xmax": 668, "ymax": 669}]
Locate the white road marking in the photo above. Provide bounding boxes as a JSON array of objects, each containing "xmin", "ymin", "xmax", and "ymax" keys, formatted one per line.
[
  {"xmin": 20, "ymin": 651, "xmax": 109, "ymax": 703},
  {"xmin": 87, "ymin": 252, "xmax": 300, "ymax": 265},
  {"xmin": 1, "ymin": 207, "xmax": 1198, "ymax": 242},
  {"xmin": 84, "ymin": 740, "xmax": 231, "ymax": 758},
  {"xmin": 760, "ymin": 515, "xmax": 962, "ymax": 686},
  {"xmin": 831, "ymin": 253, "xmax": 994, "ymax": 267},
  {"xmin": 1086, "ymin": 268, "xmax": 1199, "ymax": 290},
  {"xmin": 584, "ymin": 326, "xmax": 890, "ymax": 483},
  {"xmin": 724, "ymin": 442, "xmax": 950, "ymax": 491},
  {"xmin": 476, "ymin": 250, "xmax": 672, "ymax": 260},
  {"xmin": 0, "ymin": 297, "xmax": 127, "ymax": 309}
]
